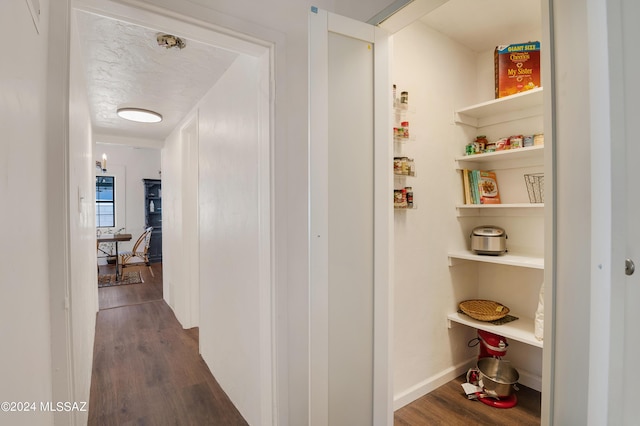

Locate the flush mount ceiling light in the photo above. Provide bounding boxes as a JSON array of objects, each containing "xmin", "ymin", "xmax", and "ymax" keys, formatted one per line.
[{"xmin": 116, "ymin": 107, "xmax": 163, "ymax": 123}]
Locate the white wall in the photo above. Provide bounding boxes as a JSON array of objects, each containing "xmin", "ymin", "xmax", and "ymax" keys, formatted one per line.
[
  {"xmin": 162, "ymin": 113, "xmax": 191, "ymax": 329},
  {"xmin": 161, "ymin": 114, "xmax": 200, "ymax": 329},
  {"xmin": 0, "ymin": 1, "xmax": 54, "ymax": 424},
  {"xmin": 197, "ymin": 54, "xmax": 265, "ymax": 425},
  {"xmin": 163, "ymin": 53, "xmax": 269, "ymax": 424},
  {"xmin": 181, "ymin": 118, "xmax": 200, "ymax": 329},
  {"xmin": 68, "ymin": 13, "xmax": 100, "ymax": 426},
  {"xmin": 93, "ymin": 143, "xmax": 161, "ymax": 253},
  {"xmin": 391, "ymin": 21, "xmax": 480, "ymax": 404},
  {"xmin": 161, "ymin": 121, "xmax": 183, "ymax": 315}
]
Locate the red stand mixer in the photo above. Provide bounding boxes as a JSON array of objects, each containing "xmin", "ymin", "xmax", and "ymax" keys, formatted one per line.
[{"xmin": 466, "ymin": 329, "xmax": 518, "ymax": 408}]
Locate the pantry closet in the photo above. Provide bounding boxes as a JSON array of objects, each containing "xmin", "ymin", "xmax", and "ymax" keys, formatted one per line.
[{"xmin": 385, "ymin": 0, "xmax": 552, "ymax": 420}]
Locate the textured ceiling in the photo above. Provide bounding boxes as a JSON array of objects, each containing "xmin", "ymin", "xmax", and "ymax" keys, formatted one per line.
[
  {"xmin": 75, "ymin": 10, "xmax": 239, "ymax": 142},
  {"xmin": 419, "ymin": 0, "xmax": 541, "ymax": 53},
  {"xmin": 75, "ymin": 1, "xmax": 540, "ymax": 144}
]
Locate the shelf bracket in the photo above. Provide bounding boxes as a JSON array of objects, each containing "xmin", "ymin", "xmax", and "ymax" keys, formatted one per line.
[
  {"xmin": 448, "ymin": 256, "xmax": 463, "ymax": 267},
  {"xmin": 453, "ymin": 112, "xmax": 478, "ymax": 127}
]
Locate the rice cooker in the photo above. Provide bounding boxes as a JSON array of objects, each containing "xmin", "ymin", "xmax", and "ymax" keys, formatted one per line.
[{"xmin": 470, "ymin": 226, "xmax": 507, "ymax": 255}]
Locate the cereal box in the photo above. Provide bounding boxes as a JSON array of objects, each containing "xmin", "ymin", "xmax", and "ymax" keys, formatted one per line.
[{"xmin": 495, "ymin": 42, "xmax": 540, "ymax": 98}]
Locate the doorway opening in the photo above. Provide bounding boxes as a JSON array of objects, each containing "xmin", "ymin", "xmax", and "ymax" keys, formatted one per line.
[{"xmin": 68, "ymin": 1, "xmax": 276, "ymax": 424}]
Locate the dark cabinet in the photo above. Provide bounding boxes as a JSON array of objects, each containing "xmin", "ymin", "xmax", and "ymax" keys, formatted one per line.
[{"xmin": 143, "ymin": 179, "xmax": 162, "ymax": 263}]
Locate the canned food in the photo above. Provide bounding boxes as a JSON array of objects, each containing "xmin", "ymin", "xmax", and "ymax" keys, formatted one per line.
[
  {"xmin": 509, "ymin": 135, "xmax": 523, "ymax": 148},
  {"xmin": 401, "ymin": 121, "xmax": 410, "ymax": 138},
  {"xmin": 407, "ymin": 158, "xmax": 415, "ymax": 176},
  {"xmin": 534, "ymin": 133, "xmax": 544, "ymax": 146},
  {"xmin": 394, "ymin": 189, "xmax": 407, "ymax": 208},
  {"xmin": 475, "ymin": 135, "xmax": 488, "ymax": 152},
  {"xmin": 400, "ymin": 157, "xmax": 409, "ymax": 175},
  {"xmin": 495, "ymin": 138, "xmax": 510, "ymax": 151},
  {"xmin": 405, "ymin": 187, "xmax": 413, "ymax": 208},
  {"xmin": 393, "ymin": 157, "xmax": 402, "ymax": 174},
  {"xmin": 466, "ymin": 143, "xmax": 475, "ymax": 155}
]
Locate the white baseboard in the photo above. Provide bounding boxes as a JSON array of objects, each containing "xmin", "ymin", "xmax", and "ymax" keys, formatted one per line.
[
  {"xmin": 516, "ymin": 367, "xmax": 542, "ymax": 392},
  {"xmin": 393, "ymin": 358, "xmax": 476, "ymax": 410},
  {"xmin": 393, "ymin": 359, "xmax": 543, "ymax": 410}
]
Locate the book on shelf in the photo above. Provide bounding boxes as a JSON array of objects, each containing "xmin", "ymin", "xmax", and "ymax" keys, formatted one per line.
[
  {"xmin": 461, "ymin": 169, "xmax": 501, "ymax": 205},
  {"xmin": 462, "ymin": 169, "xmax": 472, "ymax": 205},
  {"xmin": 478, "ymin": 170, "xmax": 501, "ymax": 204},
  {"xmin": 471, "ymin": 170, "xmax": 480, "ymax": 204}
]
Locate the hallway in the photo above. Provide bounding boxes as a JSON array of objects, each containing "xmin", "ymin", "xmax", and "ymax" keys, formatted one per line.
[{"xmin": 89, "ymin": 265, "xmax": 247, "ymax": 425}]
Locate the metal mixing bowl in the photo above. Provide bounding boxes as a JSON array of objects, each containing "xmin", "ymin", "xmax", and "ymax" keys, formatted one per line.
[{"xmin": 477, "ymin": 357, "xmax": 519, "ymax": 397}]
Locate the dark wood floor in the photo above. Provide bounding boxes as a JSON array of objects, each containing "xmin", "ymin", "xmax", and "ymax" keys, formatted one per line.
[
  {"xmin": 394, "ymin": 374, "xmax": 541, "ymax": 425},
  {"xmin": 89, "ymin": 264, "xmax": 248, "ymax": 425},
  {"xmin": 98, "ymin": 263, "xmax": 164, "ymax": 310},
  {"xmin": 93, "ymin": 264, "xmax": 539, "ymax": 425}
]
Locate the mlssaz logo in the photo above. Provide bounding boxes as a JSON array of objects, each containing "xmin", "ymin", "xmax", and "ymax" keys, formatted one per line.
[{"xmin": 40, "ymin": 401, "xmax": 88, "ymax": 412}]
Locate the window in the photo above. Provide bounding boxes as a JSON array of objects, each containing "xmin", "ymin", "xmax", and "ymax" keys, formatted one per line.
[{"xmin": 96, "ymin": 176, "xmax": 115, "ymax": 227}]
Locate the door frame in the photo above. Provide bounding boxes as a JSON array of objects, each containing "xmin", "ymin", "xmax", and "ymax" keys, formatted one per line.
[
  {"xmin": 64, "ymin": 1, "xmax": 281, "ymax": 424},
  {"xmin": 586, "ymin": 0, "xmax": 628, "ymax": 423},
  {"xmin": 309, "ymin": 8, "xmax": 393, "ymax": 425}
]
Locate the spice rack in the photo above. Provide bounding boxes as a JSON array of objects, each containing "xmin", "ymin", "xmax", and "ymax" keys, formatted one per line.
[{"xmin": 393, "ymin": 88, "xmax": 416, "ymax": 210}]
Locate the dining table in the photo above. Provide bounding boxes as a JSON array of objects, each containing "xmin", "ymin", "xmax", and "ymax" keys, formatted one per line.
[{"xmin": 97, "ymin": 233, "xmax": 132, "ymax": 281}]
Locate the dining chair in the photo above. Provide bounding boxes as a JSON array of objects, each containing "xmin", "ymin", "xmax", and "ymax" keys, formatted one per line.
[{"xmin": 118, "ymin": 227, "xmax": 154, "ymax": 278}]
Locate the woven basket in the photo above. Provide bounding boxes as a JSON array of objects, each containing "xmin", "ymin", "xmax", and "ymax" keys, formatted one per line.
[{"xmin": 459, "ymin": 299, "xmax": 510, "ymax": 322}]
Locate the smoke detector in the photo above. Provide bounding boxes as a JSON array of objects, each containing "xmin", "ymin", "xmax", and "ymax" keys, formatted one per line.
[{"xmin": 157, "ymin": 34, "xmax": 186, "ymax": 49}]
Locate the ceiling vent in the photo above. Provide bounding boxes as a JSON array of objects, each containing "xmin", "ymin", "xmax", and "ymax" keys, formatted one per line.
[{"xmin": 156, "ymin": 34, "xmax": 186, "ymax": 49}]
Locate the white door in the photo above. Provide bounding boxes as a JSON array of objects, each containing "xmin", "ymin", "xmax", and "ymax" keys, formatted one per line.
[
  {"xmin": 587, "ymin": 0, "xmax": 639, "ymax": 424},
  {"xmin": 309, "ymin": 8, "xmax": 392, "ymax": 426}
]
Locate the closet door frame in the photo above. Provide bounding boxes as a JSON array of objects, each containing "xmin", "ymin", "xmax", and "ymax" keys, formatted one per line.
[{"xmin": 309, "ymin": 8, "xmax": 392, "ymax": 425}]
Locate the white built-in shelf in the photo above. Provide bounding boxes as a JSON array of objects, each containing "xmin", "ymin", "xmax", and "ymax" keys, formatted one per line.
[
  {"xmin": 448, "ymin": 250, "xmax": 544, "ymax": 269},
  {"xmin": 394, "ymin": 135, "xmax": 416, "ymax": 144},
  {"xmin": 394, "ymin": 205, "xmax": 417, "ymax": 211},
  {"xmin": 455, "ymin": 145, "xmax": 544, "ymax": 169},
  {"xmin": 456, "ymin": 203, "xmax": 544, "ymax": 217},
  {"xmin": 394, "ymin": 173, "xmax": 416, "ymax": 178},
  {"xmin": 454, "ymin": 88, "xmax": 544, "ymax": 127},
  {"xmin": 447, "ymin": 312, "xmax": 543, "ymax": 348},
  {"xmin": 393, "ymin": 104, "xmax": 416, "ymax": 114},
  {"xmin": 457, "ymin": 203, "xmax": 543, "ymax": 209}
]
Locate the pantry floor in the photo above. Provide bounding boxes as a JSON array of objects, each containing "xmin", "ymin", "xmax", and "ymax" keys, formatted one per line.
[{"xmin": 394, "ymin": 374, "xmax": 541, "ymax": 425}]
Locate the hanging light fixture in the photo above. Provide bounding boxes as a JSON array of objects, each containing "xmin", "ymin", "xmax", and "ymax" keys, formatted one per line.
[
  {"xmin": 117, "ymin": 107, "xmax": 163, "ymax": 123},
  {"xmin": 96, "ymin": 153, "xmax": 107, "ymax": 173}
]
